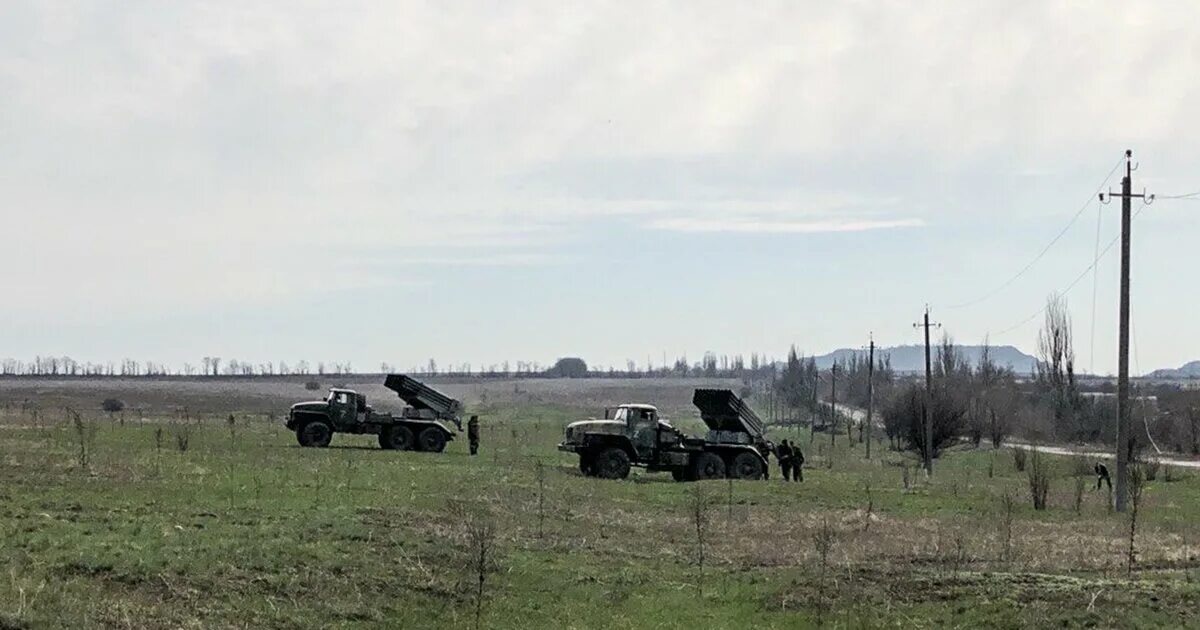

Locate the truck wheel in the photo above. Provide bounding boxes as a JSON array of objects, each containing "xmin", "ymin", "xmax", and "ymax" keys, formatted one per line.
[
  {"xmin": 297, "ymin": 421, "xmax": 333, "ymax": 448},
  {"xmin": 380, "ymin": 426, "xmax": 415, "ymax": 450},
  {"xmin": 594, "ymin": 448, "xmax": 631, "ymax": 480},
  {"xmin": 417, "ymin": 427, "xmax": 447, "ymax": 453},
  {"xmin": 671, "ymin": 468, "xmax": 689, "ymax": 482},
  {"xmin": 691, "ymin": 452, "xmax": 726, "ymax": 480},
  {"xmin": 730, "ymin": 452, "xmax": 765, "ymax": 480}
]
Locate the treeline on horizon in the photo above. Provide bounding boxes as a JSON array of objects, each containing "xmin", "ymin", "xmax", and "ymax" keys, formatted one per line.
[{"xmin": 0, "ymin": 352, "xmax": 811, "ymax": 380}]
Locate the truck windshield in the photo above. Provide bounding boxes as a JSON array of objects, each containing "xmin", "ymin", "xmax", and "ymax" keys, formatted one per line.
[{"xmin": 610, "ymin": 408, "xmax": 629, "ymax": 422}]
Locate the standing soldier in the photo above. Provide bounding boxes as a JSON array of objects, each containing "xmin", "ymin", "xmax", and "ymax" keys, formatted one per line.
[
  {"xmin": 467, "ymin": 415, "xmax": 480, "ymax": 456},
  {"xmin": 777, "ymin": 439, "xmax": 794, "ymax": 481},
  {"xmin": 1095, "ymin": 461, "xmax": 1112, "ymax": 490}
]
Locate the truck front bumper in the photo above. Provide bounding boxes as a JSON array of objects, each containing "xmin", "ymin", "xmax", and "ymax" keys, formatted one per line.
[{"xmin": 557, "ymin": 442, "xmax": 582, "ymax": 453}]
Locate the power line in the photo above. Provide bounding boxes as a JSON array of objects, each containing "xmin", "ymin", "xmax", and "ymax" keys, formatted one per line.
[
  {"xmin": 1130, "ymin": 319, "xmax": 1163, "ymax": 455},
  {"xmin": 988, "ymin": 200, "xmax": 1149, "ymax": 337},
  {"xmin": 947, "ymin": 156, "xmax": 1125, "ymax": 309}
]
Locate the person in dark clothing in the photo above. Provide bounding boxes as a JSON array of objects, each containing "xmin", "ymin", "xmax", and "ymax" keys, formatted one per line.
[
  {"xmin": 791, "ymin": 445, "xmax": 805, "ymax": 482},
  {"xmin": 1095, "ymin": 461, "xmax": 1112, "ymax": 490},
  {"xmin": 777, "ymin": 440, "xmax": 793, "ymax": 481},
  {"xmin": 467, "ymin": 415, "xmax": 480, "ymax": 456}
]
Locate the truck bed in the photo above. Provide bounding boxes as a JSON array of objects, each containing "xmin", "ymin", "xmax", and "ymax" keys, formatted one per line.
[{"xmin": 691, "ymin": 389, "xmax": 766, "ymax": 438}]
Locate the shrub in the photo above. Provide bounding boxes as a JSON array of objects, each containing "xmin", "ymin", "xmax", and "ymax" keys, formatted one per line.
[
  {"xmin": 68, "ymin": 409, "xmax": 95, "ymax": 470},
  {"xmin": 1012, "ymin": 448, "xmax": 1027, "ymax": 472},
  {"xmin": 304, "ymin": 380, "xmax": 321, "ymax": 391},
  {"xmin": 172, "ymin": 423, "xmax": 192, "ymax": 452},
  {"xmin": 1027, "ymin": 450, "xmax": 1049, "ymax": 510},
  {"xmin": 881, "ymin": 384, "xmax": 965, "ymax": 461},
  {"xmin": 101, "ymin": 398, "xmax": 125, "ymax": 413},
  {"xmin": 1072, "ymin": 457, "xmax": 1089, "ymax": 513},
  {"xmin": 999, "ymin": 492, "xmax": 1017, "ymax": 562},
  {"xmin": 1142, "ymin": 460, "xmax": 1160, "ymax": 481},
  {"xmin": 1127, "ymin": 465, "xmax": 1147, "ymax": 575}
]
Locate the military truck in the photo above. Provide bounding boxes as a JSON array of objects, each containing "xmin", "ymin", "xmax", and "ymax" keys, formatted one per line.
[
  {"xmin": 286, "ymin": 374, "xmax": 462, "ymax": 451},
  {"xmin": 558, "ymin": 388, "xmax": 771, "ymax": 481}
]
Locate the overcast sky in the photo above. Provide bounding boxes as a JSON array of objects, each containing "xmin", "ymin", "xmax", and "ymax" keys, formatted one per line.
[{"xmin": 3, "ymin": 2, "xmax": 1199, "ymax": 374}]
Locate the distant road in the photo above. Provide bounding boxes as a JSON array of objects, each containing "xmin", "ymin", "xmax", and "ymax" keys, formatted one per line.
[
  {"xmin": 803, "ymin": 400, "xmax": 1200, "ymax": 470},
  {"xmin": 1006, "ymin": 440, "xmax": 1200, "ymax": 470}
]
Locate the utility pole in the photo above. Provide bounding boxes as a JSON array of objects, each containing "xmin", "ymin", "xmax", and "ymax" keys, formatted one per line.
[
  {"xmin": 866, "ymin": 334, "xmax": 875, "ymax": 460},
  {"xmin": 914, "ymin": 306, "xmax": 941, "ymax": 476},
  {"xmin": 847, "ymin": 363, "xmax": 854, "ymax": 444},
  {"xmin": 829, "ymin": 364, "xmax": 837, "ymax": 447},
  {"xmin": 1100, "ymin": 149, "xmax": 1152, "ymax": 513}
]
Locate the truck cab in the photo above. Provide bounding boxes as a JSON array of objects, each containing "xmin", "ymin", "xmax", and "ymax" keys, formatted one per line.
[
  {"xmin": 563, "ymin": 405, "xmax": 677, "ymax": 455},
  {"xmin": 327, "ymin": 389, "xmax": 367, "ymax": 427}
]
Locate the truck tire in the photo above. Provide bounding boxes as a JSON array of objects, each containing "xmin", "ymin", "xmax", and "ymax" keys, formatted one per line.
[
  {"xmin": 380, "ymin": 425, "xmax": 415, "ymax": 451},
  {"xmin": 594, "ymin": 448, "xmax": 631, "ymax": 480},
  {"xmin": 691, "ymin": 452, "xmax": 725, "ymax": 480},
  {"xmin": 729, "ymin": 452, "xmax": 765, "ymax": 480},
  {"xmin": 297, "ymin": 420, "xmax": 333, "ymax": 448},
  {"xmin": 417, "ymin": 427, "xmax": 447, "ymax": 453},
  {"xmin": 671, "ymin": 468, "xmax": 689, "ymax": 482}
]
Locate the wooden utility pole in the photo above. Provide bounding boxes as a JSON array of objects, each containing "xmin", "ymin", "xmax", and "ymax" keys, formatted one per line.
[
  {"xmin": 829, "ymin": 364, "xmax": 837, "ymax": 447},
  {"xmin": 1100, "ymin": 150, "xmax": 1152, "ymax": 513},
  {"xmin": 914, "ymin": 307, "xmax": 941, "ymax": 476},
  {"xmin": 866, "ymin": 335, "xmax": 875, "ymax": 459},
  {"xmin": 847, "ymin": 363, "xmax": 854, "ymax": 444}
]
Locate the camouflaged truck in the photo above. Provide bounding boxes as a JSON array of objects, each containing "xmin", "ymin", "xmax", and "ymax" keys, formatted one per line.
[
  {"xmin": 287, "ymin": 374, "xmax": 462, "ymax": 451},
  {"xmin": 558, "ymin": 389, "xmax": 771, "ymax": 481}
]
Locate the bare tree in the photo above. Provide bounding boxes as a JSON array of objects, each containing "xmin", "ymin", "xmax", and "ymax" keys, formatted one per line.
[
  {"xmin": 999, "ymin": 492, "xmax": 1017, "ymax": 562},
  {"xmin": 1127, "ymin": 465, "xmax": 1146, "ymax": 575},
  {"xmin": 811, "ymin": 518, "xmax": 838, "ymax": 622},
  {"xmin": 67, "ymin": 408, "xmax": 95, "ymax": 471},
  {"xmin": 883, "ymin": 384, "xmax": 965, "ymax": 460},
  {"xmin": 1037, "ymin": 295, "xmax": 1081, "ymax": 438},
  {"xmin": 1027, "ymin": 450, "xmax": 1050, "ymax": 510},
  {"xmin": 465, "ymin": 518, "xmax": 497, "ymax": 630},
  {"xmin": 534, "ymin": 459, "xmax": 547, "ymax": 539}
]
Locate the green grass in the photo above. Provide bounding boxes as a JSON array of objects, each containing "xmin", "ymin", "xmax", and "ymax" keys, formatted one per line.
[{"xmin": 2, "ymin": 400, "xmax": 1200, "ymax": 629}]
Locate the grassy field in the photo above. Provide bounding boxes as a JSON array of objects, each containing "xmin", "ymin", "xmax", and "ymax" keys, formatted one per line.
[{"xmin": 2, "ymin": 377, "xmax": 1199, "ymax": 629}]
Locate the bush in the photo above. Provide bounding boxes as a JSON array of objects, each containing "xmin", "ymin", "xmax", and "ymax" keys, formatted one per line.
[
  {"xmin": 1142, "ymin": 460, "xmax": 1160, "ymax": 481},
  {"xmin": 1012, "ymin": 448, "xmax": 1027, "ymax": 472},
  {"xmin": 101, "ymin": 398, "xmax": 125, "ymax": 413},
  {"xmin": 881, "ymin": 384, "xmax": 965, "ymax": 460},
  {"xmin": 304, "ymin": 381, "xmax": 321, "ymax": 391},
  {"xmin": 1027, "ymin": 450, "xmax": 1049, "ymax": 510},
  {"xmin": 172, "ymin": 423, "xmax": 192, "ymax": 452}
]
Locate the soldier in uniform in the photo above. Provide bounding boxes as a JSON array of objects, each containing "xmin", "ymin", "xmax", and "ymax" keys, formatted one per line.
[
  {"xmin": 467, "ymin": 415, "xmax": 480, "ymax": 456},
  {"xmin": 777, "ymin": 440, "xmax": 794, "ymax": 481},
  {"xmin": 1095, "ymin": 461, "xmax": 1112, "ymax": 490},
  {"xmin": 791, "ymin": 445, "xmax": 805, "ymax": 482}
]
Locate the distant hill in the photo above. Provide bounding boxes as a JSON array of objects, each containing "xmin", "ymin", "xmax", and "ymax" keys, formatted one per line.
[
  {"xmin": 1147, "ymin": 361, "xmax": 1200, "ymax": 379},
  {"xmin": 812, "ymin": 345, "xmax": 1038, "ymax": 375}
]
